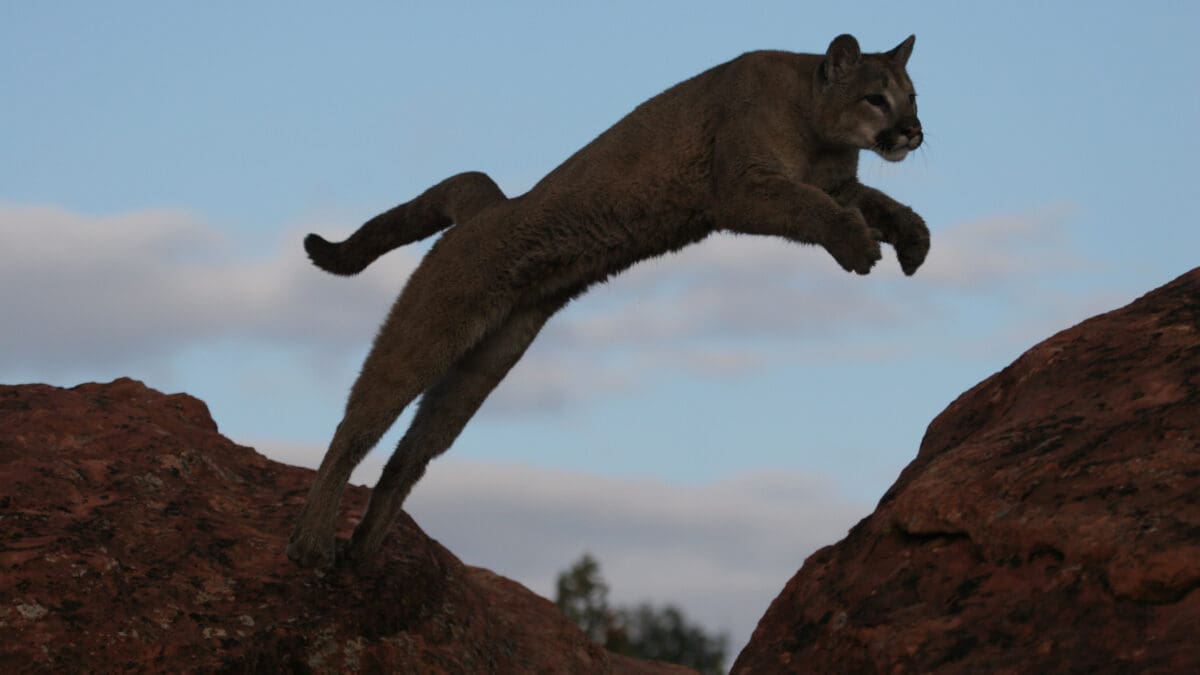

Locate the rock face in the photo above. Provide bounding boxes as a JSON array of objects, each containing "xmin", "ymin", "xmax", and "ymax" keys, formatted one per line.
[
  {"xmin": 0, "ymin": 378, "xmax": 691, "ymax": 673},
  {"xmin": 734, "ymin": 268, "xmax": 1200, "ymax": 673}
]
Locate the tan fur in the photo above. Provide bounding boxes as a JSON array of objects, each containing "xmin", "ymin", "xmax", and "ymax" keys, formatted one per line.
[{"xmin": 287, "ymin": 34, "xmax": 930, "ymax": 569}]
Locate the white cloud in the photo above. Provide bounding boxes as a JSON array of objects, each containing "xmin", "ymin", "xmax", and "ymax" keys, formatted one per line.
[
  {"xmin": 0, "ymin": 203, "xmax": 416, "ymax": 373},
  {"xmin": 483, "ymin": 352, "xmax": 639, "ymax": 414},
  {"xmin": 2, "ymin": 200, "xmax": 1099, "ymax": 414},
  {"xmin": 262, "ymin": 443, "xmax": 870, "ymax": 658},
  {"xmin": 526, "ymin": 203, "xmax": 1088, "ymax": 361},
  {"xmin": 908, "ymin": 203, "xmax": 1085, "ymax": 289},
  {"xmin": 545, "ymin": 233, "xmax": 900, "ymax": 348}
]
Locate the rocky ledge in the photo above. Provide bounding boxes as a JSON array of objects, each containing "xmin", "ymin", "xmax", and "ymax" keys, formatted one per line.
[
  {"xmin": 734, "ymin": 268, "xmax": 1200, "ymax": 673},
  {"xmin": 0, "ymin": 378, "xmax": 689, "ymax": 673}
]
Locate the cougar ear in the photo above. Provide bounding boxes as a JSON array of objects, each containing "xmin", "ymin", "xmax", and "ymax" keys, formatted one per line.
[
  {"xmin": 888, "ymin": 35, "xmax": 915, "ymax": 67},
  {"xmin": 823, "ymin": 34, "xmax": 861, "ymax": 83}
]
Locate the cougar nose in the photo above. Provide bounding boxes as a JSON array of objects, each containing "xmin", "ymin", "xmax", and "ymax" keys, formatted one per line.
[{"xmin": 905, "ymin": 122, "xmax": 922, "ymax": 137}]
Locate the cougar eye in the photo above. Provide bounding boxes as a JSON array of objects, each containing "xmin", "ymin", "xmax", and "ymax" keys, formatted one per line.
[{"xmin": 864, "ymin": 94, "xmax": 889, "ymax": 109}]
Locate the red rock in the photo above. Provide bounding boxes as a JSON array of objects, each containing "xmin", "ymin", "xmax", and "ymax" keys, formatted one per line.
[
  {"xmin": 0, "ymin": 378, "xmax": 692, "ymax": 673},
  {"xmin": 733, "ymin": 267, "xmax": 1200, "ymax": 673}
]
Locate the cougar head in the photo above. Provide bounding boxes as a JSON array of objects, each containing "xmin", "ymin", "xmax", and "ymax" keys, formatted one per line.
[{"xmin": 816, "ymin": 34, "xmax": 922, "ymax": 162}]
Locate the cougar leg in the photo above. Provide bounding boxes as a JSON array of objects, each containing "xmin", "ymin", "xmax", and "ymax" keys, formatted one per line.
[
  {"xmin": 285, "ymin": 394, "xmax": 408, "ymax": 569},
  {"xmin": 346, "ymin": 297, "xmax": 565, "ymax": 563},
  {"xmin": 287, "ymin": 251, "xmax": 514, "ymax": 569},
  {"xmin": 306, "ymin": 171, "xmax": 507, "ymax": 275}
]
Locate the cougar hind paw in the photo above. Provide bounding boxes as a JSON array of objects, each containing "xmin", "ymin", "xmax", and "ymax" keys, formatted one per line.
[{"xmin": 286, "ymin": 528, "xmax": 337, "ymax": 570}]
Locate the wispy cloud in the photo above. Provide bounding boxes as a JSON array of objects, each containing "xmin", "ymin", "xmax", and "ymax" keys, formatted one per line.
[
  {"xmin": 262, "ymin": 443, "xmax": 870, "ymax": 656},
  {"xmin": 0, "ymin": 203, "xmax": 416, "ymax": 373},
  {"xmin": 2, "ymin": 200, "xmax": 1097, "ymax": 412},
  {"xmin": 906, "ymin": 203, "xmax": 1086, "ymax": 289}
]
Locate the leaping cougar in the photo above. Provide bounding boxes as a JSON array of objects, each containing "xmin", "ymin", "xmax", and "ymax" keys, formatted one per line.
[{"xmin": 288, "ymin": 34, "xmax": 930, "ymax": 569}]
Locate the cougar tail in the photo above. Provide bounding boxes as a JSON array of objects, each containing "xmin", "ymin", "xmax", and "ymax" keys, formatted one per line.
[{"xmin": 304, "ymin": 171, "xmax": 507, "ymax": 276}]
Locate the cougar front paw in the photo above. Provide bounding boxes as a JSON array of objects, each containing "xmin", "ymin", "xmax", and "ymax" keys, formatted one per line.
[
  {"xmin": 286, "ymin": 527, "xmax": 336, "ymax": 570},
  {"xmin": 892, "ymin": 208, "xmax": 930, "ymax": 276},
  {"xmin": 827, "ymin": 208, "xmax": 882, "ymax": 275}
]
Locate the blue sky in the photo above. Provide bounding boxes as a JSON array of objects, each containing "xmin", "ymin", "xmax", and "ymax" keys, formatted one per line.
[{"xmin": 4, "ymin": 1, "xmax": 1198, "ymax": 654}]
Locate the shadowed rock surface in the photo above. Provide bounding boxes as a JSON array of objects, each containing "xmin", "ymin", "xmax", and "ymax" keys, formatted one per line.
[
  {"xmin": 733, "ymin": 267, "xmax": 1200, "ymax": 674},
  {"xmin": 0, "ymin": 378, "xmax": 692, "ymax": 674}
]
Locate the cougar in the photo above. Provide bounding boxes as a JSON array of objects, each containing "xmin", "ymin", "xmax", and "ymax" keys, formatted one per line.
[{"xmin": 288, "ymin": 34, "xmax": 930, "ymax": 569}]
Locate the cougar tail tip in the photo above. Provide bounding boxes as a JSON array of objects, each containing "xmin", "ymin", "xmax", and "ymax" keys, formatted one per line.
[{"xmin": 304, "ymin": 233, "xmax": 361, "ymax": 276}]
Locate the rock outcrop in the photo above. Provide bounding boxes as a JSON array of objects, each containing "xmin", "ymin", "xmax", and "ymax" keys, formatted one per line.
[
  {"xmin": 733, "ymin": 268, "xmax": 1200, "ymax": 673},
  {"xmin": 0, "ymin": 378, "xmax": 691, "ymax": 673}
]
